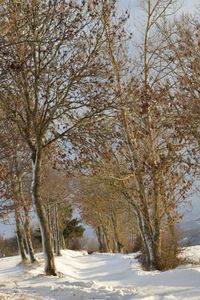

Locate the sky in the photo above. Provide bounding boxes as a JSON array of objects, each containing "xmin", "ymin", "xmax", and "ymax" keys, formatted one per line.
[
  {"xmin": 119, "ymin": 0, "xmax": 199, "ymax": 14},
  {"xmin": 117, "ymin": 0, "xmax": 199, "ymax": 45},
  {"xmin": 0, "ymin": 0, "xmax": 199, "ymax": 239}
]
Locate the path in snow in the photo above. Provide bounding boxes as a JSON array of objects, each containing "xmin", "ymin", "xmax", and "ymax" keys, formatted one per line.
[{"xmin": 0, "ymin": 248, "xmax": 200, "ymax": 299}]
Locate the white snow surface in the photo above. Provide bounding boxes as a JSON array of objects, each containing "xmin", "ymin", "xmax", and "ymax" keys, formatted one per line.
[{"xmin": 0, "ymin": 247, "xmax": 200, "ymax": 300}]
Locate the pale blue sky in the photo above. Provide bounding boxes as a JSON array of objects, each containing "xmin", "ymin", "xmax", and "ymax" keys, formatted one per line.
[
  {"xmin": 118, "ymin": 0, "xmax": 199, "ymax": 44},
  {"xmin": 119, "ymin": 0, "xmax": 199, "ymax": 13}
]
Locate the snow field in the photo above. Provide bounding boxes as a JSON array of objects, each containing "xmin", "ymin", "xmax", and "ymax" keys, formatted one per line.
[{"xmin": 0, "ymin": 247, "xmax": 200, "ymax": 299}]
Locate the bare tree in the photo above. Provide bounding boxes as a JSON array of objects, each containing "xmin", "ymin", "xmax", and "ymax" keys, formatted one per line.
[
  {"xmin": 40, "ymin": 161, "xmax": 72, "ymax": 256},
  {"xmin": 77, "ymin": 159, "xmax": 139, "ymax": 254},
  {"xmin": 0, "ymin": 122, "xmax": 36, "ymax": 263},
  {"xmin": 100, "ymin": 0, "xmax": 192, "ymax": 270},
  {"xmin": 0, "ymin": 0, "xmax": 120, "ymax": 274},
  {"xmin": 166, "ymin": 14, "xmax": 200, "ymax": 151}
]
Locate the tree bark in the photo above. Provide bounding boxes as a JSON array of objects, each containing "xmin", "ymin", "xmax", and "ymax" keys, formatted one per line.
[
  {"xmin": 139, "ymin": 214, "xmax": 163, "ymax": 270},
  {"xmin": 23, "ymin": 205, "xmax": 37, "ymax": 263},
  {"xmin": 102, "ymin": 226, "xmax": 112, "ymax": 252},
  {"xmin": 61, "ymin": 233, "xmax": 66, "ymax": 249},
  {"xmin": 55, "ymin": 204, "xmax": 61, "ymax": 256},
  {"xmin": 18, "ymin": 174, "xmax": 37, "ymax": 263},
  {"xmin": 111, "ymin": 211, "xmax": 123, "ymax": 253},
  {"xmin": 96, "ymin": 227, "xmax": 104, "ymax": 252},
  {"xmin": 15, "ymin": 209, "xmax": 28, "ymax": 263},
  {"xmin": 31, "ymin": 147, "xmax": 56, "ymax": 275},
  {"xmin": 151, "ymin": 232, "xmax": 163, "ymax": 270}
]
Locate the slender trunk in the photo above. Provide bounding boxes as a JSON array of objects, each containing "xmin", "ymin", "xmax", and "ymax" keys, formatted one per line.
[
  {"xmin": 151, "ymin": 231, "xmax": 163, "ymax": 270},
  {"xmin": 31, "ymin": 148, "xmax": 56, "ymax": 275},
  {"xmin": 102, "ymin": 232, "xmax": 108, "ymax": 252},
  {"xmin": 15, "ymin": 209, "xmax": 28, "ymax": 263},
  {"xmin": 46, "ymin": 201, "xmax": 54, "ymax": 248},
  {"xmin": 98, "ymin": 213, "xmax": 112, "ymax": 252},
  {"xmin": 143, "ymin": 0, "xmax": 163, "ymax": 272},
  {"xmin": 136, "ymin": 212, "xmax": 152, "ymax": 268},
  {"xmin": 23, "ymin": 205, "xmax": 37, "ymax": 263},
  {"xmin": 111, "ymin": 212, "xmax": 122, "ymax": 253},
  {"xmin": 139, "ymin": 214, "xmax": 162, "ymax": 270},
  {"xmin": 18, "ymin": 175, "xmax": 37, "ymax": 263},
  {"xmin": 61, "ymin": 233, "xmax": 66, "ymax": 249},
  {"xmin": 96, "ymin": 227, "xmax": 103, "ymax": 252},
  {"xmin": 129, "ymin": 198, "xmax": 162, "ymax": 270},
  {"xmin": 102, "ymin": 226, "xmax": 112, "ymax": 252},
  {"xmin": 54, "ymin": 204, "xmax": 61, "ymax": 256},
  {"xmin": 51, "ymin": 206, "xmax": 56, "ymax": 253}
]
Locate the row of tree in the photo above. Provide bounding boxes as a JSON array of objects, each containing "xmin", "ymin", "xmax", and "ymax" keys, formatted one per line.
[{"xmin": 0, "ymin": 0, "xmax": 199, "ymax": 274}]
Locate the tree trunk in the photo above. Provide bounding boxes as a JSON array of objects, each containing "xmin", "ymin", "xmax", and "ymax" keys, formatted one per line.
[
  {"xmin": 15, "ymin": 209, "xmax": 28, "ymax": 263},
  {"xmin": 31, "ymin": 147, "xmax": 56, "ymax": 275},
  {"xmin": 111, "ymin": 212, "xmax": 123, "ymax": 253},
  {"xmin": 46, "ymin": 201, "xmax": 54, "ymax": 248},
  {"xmin": 18, "ymin": 175, "xmax": 37, "ymax": 263},
  {"xmin": 102, "ymin": 226, "xmax": 112, "ymax": 252},
  {"xmin": 51, "ymin": 206, "xmax": 56, "ymax": 253},
  {"xmin": 130, "ymin": 202, "xmax": 162, "ymax": 270},
  {"xmin": 23, "ymin": 205, "xmax": 37, "ymax": 263},
  {"xmin": 96, "ymin": 227, "xmax": 104, "ymax": 252},
  {"xmin": 55, "ymin": 204, "xmax": 61, "ymax": 256},
  {"xmin": 151, "ymin": 232, "xmax": 163, "ymax": 270},
  {"xmin": 140, "ymin": 215, "xmax": 162, "ymax": 270},
  {"xmin": 61, "ymin": 233, "xmax": 66, "ymax": 249}
]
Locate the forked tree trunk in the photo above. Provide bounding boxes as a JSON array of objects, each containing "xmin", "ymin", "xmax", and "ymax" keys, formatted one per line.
[
  {"xmin": 131, "ymin": 202, "xmax": 163, "ymax": 270},
  {"xmin": 139, "ymin": 214, "xmax": 162, "ymax": 270},
  {"xmin": 31, "ymin": 148, "xmax": 56, "ymax": 275},
  {"xmin": 15, "ymin": 209, "xmax": 28, "ymax": 263},
  {"xmin": 151, "ymin": 232, "xmax": 163, "ymax": 270},
  {"xmin": 18, "ymin": 175, "xmax": 37, "ymax": 263},
  {"xmin": 23, "ymin": 205, "xmax": 37, "ymax": 263}
]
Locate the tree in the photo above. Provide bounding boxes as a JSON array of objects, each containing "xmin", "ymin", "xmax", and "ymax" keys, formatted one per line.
[
  {"xmin": 0, "ymin": 0, "xmax": 119, "ymax": 275},
  {"xmin": 77, "ymin": 171, "xmax": 138, "ymax": 253},
  {"xmin": 0, "ymin": 116, "xmax": 36, "ymax": 263},
  {"xmin": 41, "ymin": 161, "xmax": 75, "ymax": 256},
  {"xmin": 33, "ymin": 206, "xmax": 85, "ymax": 252},
  {"xmin": 0, "ymin": 234, "xmax": 18, "ymax": 258},
  {"xmin": 165, "ymin": 14, "xmax": 200, "ymax": 156},
  {"xmin": 63, "ymin": 216, "xmax": 85, "ymax": 248},
  {"xmin": 100, "ymin": 0, "xmax": 192, "ymax": 270}
]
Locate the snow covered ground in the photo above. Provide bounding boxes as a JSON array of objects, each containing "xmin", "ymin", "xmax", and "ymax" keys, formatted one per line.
[{"xmin": 0, "ymin": 247, "xmax": 200, "ymax": 300}]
